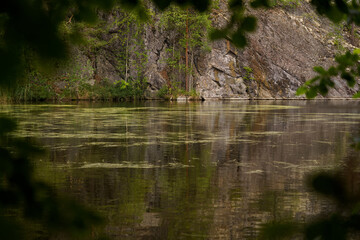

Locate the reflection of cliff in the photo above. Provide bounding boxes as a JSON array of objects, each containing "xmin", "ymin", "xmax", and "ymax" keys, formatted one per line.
[
  {"xmin": 197, "ymin": 101, "xmax": 356, "ymax": 239},
  {"xmin": 13, "ymin": 101, "xmax": 360, "ymax": 239}
]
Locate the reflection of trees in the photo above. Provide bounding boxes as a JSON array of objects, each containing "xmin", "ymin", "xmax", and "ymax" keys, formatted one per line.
[
  {"xmin": 195, "ymin": 101, "xmax": 358, "ymax": 238},
  {"xmin": 16, "ymin": 101, "xmax": 360, "ymax": 239},
  {"xmin": 53, "ymin": 150, "xmax": 217, "ymax": 238}
]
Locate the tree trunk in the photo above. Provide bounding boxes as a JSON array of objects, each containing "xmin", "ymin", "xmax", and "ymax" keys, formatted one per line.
[
  {"xmin": 350, "ymin": 22, "xmax": 357, "ymax": 47},
  {"xmin": 185, "ymin": 9, "xmax": 189, "ymax": 92},
  {"xmin": 125, "ymin": 30, "xmax": 129, "ymax": 82}
]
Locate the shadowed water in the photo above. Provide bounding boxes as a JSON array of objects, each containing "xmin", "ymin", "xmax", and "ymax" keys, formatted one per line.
[{"xmin": 2, "ymin": 100, "xmax": 360, "ymax": 239}]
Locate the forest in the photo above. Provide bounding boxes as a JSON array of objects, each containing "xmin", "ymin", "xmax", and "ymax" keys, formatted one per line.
[{"xmin": 2, "ymin": 0, "xmax": 360, "ymax": 239}]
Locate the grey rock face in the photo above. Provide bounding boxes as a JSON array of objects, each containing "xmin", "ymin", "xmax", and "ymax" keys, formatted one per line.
[
  {"xmin": 142, "ymin": 3, "xmax": 358, "ymax": 99},
  {"xmin": 73, "ymin": 3, "xmax": 358, "ymax": 99}
]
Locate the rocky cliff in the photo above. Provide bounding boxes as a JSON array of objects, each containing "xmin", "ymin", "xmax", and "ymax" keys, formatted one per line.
[{"xmin": 66, "ymin": 0, "xmax": 359, "ymax": 100}]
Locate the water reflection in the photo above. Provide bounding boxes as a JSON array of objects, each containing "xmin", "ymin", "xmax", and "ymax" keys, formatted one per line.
[{"xmin": 2, "ymin": 100, "xmax": 360, "ymax": 239}]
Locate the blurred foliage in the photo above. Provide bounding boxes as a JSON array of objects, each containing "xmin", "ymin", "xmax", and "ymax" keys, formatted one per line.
[
  {"xmin": 209, "ymin": 1, "xmax": 261, "ymax": 48},
  {"xmin": 259, "ymin": 222, "xmax": 300, "ymax": 240},
  {"xmin": 259, "ymin": 138, "xmax": 360, "ymax": 240},
  {"xmin": 0, "ymin": 0, "xmax": 111, "ymax": 90},
  {"xmin": 296, "ymin": 50, "xmax": 360, "ymax": 98},
  {"xmin": 2, "ymin": 0, "xmax": 360, "ymax": 239},
  {"xmin": 0, "ymin": 116, "xmax": 105, "ymax": 239},
  {"xmin": 295, "ymin": 0, "xmax": 360, "ymax": 98}
]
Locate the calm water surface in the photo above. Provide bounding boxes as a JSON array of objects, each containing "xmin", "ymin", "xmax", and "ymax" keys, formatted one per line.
[{"xmin": 2, "ymin": 100, "xmax": 360, "ymax": 239}]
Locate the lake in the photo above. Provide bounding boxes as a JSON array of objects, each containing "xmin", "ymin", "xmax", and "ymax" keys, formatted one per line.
[{"xmin": 2, "ymin": 100, "xmax": 360, "ymax": 239}]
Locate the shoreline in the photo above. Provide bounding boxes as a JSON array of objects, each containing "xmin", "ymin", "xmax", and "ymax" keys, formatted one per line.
[{"xmin": 1, "ymin": 97, "xmax": 358, "ymax": 104}]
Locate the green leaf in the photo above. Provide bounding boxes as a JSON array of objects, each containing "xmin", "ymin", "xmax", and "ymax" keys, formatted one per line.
[
  {"xmin": 229, "ymin": 0, "xmax": 244, "ymax": 9},
  {"xmin": 334, "ymin": 0, "xmax": 349, "ymax": 13},
  {"xmin": 251, "ymin": 0, "xmax": 272, "ymax": 8},
  {"xmin": 0, "ymin": 216, "xmax": 25, "ymax": 240},
  {"xmin": 305, "ymin": 87, "xmax": 318, "ymax": 98},
  {"xmin": 259, "ymin": 222, "xmax": 299, "ymax": 240},
  {"xmin": 231, "ymin": 30, "xmax": 247, "ymax": 48},
  {"xmin": 136, "ymin": 6, "xmax": 150, "ymax": 21},
  {"xmin": 0, "ymin": 117, "xmax": 17, "ymax": 136},
  {"xmin": 328, "ymin": 66, "xmax": 338, "ymax": 76},
  {"xmin": 353, "ymin": 48, "xmax": 360, "ymax": 55},
  {"xmin": 296, "ymin": 86, "xmax": 308, "ymax": 96},
  {"xmin": 341, "ymin": 72, "xmax": 355, "ymax": 87},
  {"xmin": 309, "ymin": 173, "xmax": 346, "ymax": 203},
  {"xmin": 318, "ymin": 81, "xmax": 329, "ymax": 96},
  {"xmin": 327, "ymin": 79, "xmax": 335, "ymax": 88},
  {"xmin": 209, "ymin": 29, "xmax": 228, "ymax": 40},
  {"xmin": 304, "ymin": 76, "xmax": 320, "ymax": 86},
  {"xmin": 351, "ymin": 202, "xmax": 360, "ymax": 214},
  {"xmin": 313, "ymin": 66, "xmax": 327, "ymax": 75},
  {"xmin": 192, "ymin": 0, "xmax": 211, "ymax": 12},
  {"xmin": 152, "ymin": 0, "xmax": 171, "ymax": 10},
  {"xmin": 241, "ymin": 16, "xmax": 257, "ymax": 32},
  {"xmin": 325, "ymin": 7, "xmax": 345, "ymax": 23},
  {"xmin": 305, "ymin": 216, "xmax": 347, "ymax": 240},
  {"xmin": 352, "ymin": 92, "xmax": 360, "ymax": 98}
]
